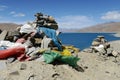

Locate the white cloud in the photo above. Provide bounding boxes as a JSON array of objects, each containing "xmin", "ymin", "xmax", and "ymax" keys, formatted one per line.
[
  {"xmin": 101, "ymin": 11, "xmax": 120, "ymax": 20},
  {"xmin": 56, "ymin": 15, "xmax": 95, "ymax": 29},
  {"xmin": 10, "ymin": 11, "xmax": 16, "ymax": 14},
  {"xmin": 0, "ymin": 5, "xmax": 7, "ymax": 11},
  {"xmin": 13, "ymin": 13, "xmax": 25, "ymax": 17},
  {"xmin": 10, "ymin": 11, "xmax": 25, "ymax": 17}
]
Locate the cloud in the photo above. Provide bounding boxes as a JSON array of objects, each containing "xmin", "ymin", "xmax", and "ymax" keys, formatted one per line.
[
  {"xmin": 13, "ymin": 13, "xmax": 25, "ymax": 17},
  {"xmin": 101, "ymin": 11, "xmax": 120, "ymax": 20},
  {"xmin": 10, "ymin": 11, "xmax": 16, "ymax": 14},
  {"xmin": 10, "ymin": 11, "xmax": 25, "ymax": 17},
  {"xmin": 0, "ymin": 5, "xmax": 7, "ymax": 11},
  {"xmin": 56, "ymin": 15, "xmax": 95, "ymax": 29}
]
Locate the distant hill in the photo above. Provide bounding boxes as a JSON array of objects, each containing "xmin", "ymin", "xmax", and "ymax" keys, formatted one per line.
[
  {"xmin": 0, "ymin": 23, "xmax": 21, "ymax": 31},
  {"xmin": 1, "ymin": 22, "xmax": 120, "ymax": 33},
  {"xmin": 78, "ymin": 22, "xmax": 120, "ymax": 33},
  {"xmin": 59, "ymin": 28, "xmax": 78, "ymax": 33}
]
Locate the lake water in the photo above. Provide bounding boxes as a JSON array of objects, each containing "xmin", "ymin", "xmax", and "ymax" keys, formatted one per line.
[{"xmin": 59, "ymin": 33, "xmax": 120, "ymax": 50}]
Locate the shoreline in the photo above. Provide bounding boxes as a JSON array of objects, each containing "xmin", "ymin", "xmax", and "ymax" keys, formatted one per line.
[{"xmin": 113, "ymin": 33, "xmax": 120, "ymax": 37}]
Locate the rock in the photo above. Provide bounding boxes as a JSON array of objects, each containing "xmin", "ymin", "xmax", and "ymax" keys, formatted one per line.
[
  {"xmin": 0, "ymin": 61, "xmax": 7, "ymax": 70},
  {"xmin": 112, "ymin": 50, "xmax": 119, "ymax": 57},
  {"xmin": 7, "ymin": 57, "xmax": 16, "ymax": 63},
  {"xmin": 52, "ymin": 73, "xmax": 60, "ymax": 78},
  {"xmin": 20, "ymin": 63, "xmax": 27, "ymax": 70},
  {"xmin": 93, "ymin": 45, "xmax": 107, "ymax": 55},
  {"xmin": 74, "ymin": 65, "xmax": 84, "ymax": 72},
  {"xmin": 9, "ymin": 70, "xmax": 19, "ymax": 75},
  {"xmin": 106, "ymin": 47, "xmax": 113, "ymax": 55},
  {"xmin": 91, "ymin": 41, "xmax": 100, "ymax": 46},
  {"xmin": 105, "ymin": 71, "xmax": 110, "ymax": 74},
  {"xmin": 116, "ymin": 55, "xmax": 120, "ymax": 63},
  {"xmin": 82, "ymin": 48, "xmax": 92, "ymax": 53},
  {"xmin": 27, "ymin": 74, "xmax": 36, "ymax": 80},
  {"xmin": 0, "ymin": 30, "xmax": 8, "ymax": 40}
]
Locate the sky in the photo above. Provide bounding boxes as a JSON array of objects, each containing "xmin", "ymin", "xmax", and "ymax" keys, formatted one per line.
[{"xmin": 0, "ymin": 0, "xmax": 120, "ymax": 29}]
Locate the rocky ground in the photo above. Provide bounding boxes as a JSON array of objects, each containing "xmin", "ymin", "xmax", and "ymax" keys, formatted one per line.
[{"xmin": 0, "ymin": 37, "xmax": 120, "ymax": 80}]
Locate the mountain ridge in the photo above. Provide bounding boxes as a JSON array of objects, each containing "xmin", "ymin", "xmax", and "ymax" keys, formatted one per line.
[
  {"xmin": 0, "ymin": 23, "xmax": 21, "ymax": 31},
  {"xmin": 77, "ymin": 22, "xmax": 120, "ymax": 33},
  {"xmin": 0, "ymin": 22, "xmax": 120, "ymax": 32}
]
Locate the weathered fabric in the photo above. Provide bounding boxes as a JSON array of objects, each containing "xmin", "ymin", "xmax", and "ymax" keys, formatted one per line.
[
  {"xmin": 37, "ymin": 27, "xmax": 62, "ymax": 51},
  {"xmin": 43, "ymin": 51, "xmax": 80, "ymax": 67},
  {"xmin": 41, "ymin": 36, "xmax": 52, "ymax": 49},
  {"xmin": 20, "ymin": 23, "xmax": 36, "ymax": 33}
]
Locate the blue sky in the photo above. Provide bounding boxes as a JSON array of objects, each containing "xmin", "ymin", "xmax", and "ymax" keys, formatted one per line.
[{"xmin": 0, "ymin": 0, "xmax": 120, "ymax": 29}]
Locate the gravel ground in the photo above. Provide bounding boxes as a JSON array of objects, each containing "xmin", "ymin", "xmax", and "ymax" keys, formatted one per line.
[{"xmin": 0, "ymin": 39, "xmax": 120, "ymax": 80}]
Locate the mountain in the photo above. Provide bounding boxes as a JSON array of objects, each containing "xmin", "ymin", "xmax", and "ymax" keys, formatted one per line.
[
  {"xmin": 0, "ymin": 23, "xmax": 21, "ymax": 31},
  {"xmin": 78, "ymin": 22, "xmax": 120, "ymax": 33},
  {"xmin": 59, "ymin": 28, "xmax": 78, "ymax": 33},
  {"xmin": 1, "ymin": 22, "xmax": 120, "ymax": 33}
]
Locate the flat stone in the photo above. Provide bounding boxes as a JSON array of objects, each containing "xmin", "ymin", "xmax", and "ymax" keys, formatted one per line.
[
  {"xmin": 20, "ymin": 63, "xmax": 27, "ymax": 70},
  {"xmin": 9, "ymin": 70, "xmax": 19, "ymax": 75},
  {"xmin": 112, "ymin": 50, "xmax": 118, "ymax": 57},
  {"xmin": 7, "ymin": 57, "xmax": 16, "ymax": 63},
  {"xmin": 0, "ymin": 30, "xmax": 8, "ymax": 40},
  {"xmin": 0, "ymin": 61, "xmax": 7, "ymax": 70}
]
